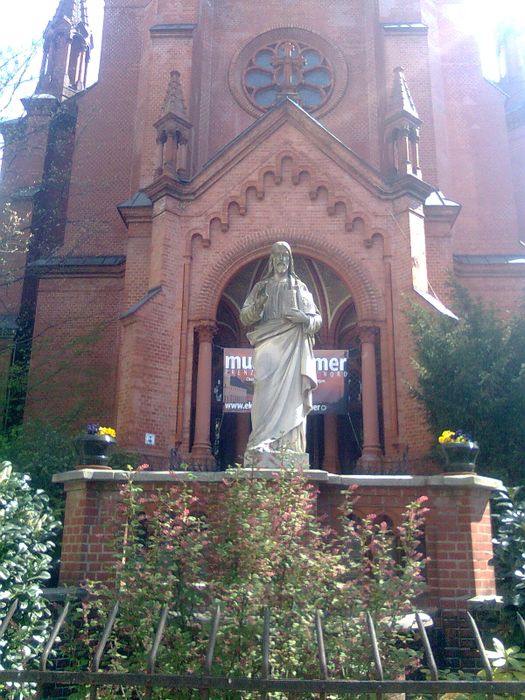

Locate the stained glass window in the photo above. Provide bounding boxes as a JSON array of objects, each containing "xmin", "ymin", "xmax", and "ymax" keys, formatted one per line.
[{"xmin": 243, "ymin": 40, "xmax": 334, "ymax": 112}]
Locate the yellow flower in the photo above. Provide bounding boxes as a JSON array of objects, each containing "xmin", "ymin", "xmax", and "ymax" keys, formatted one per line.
[
  {"xmin": 438, "ymin": 430, "xmax": 455, "ymax": 444},
  {"xmin": 97, "ymin": 426, "xmax": 116, "ymax": 439}
]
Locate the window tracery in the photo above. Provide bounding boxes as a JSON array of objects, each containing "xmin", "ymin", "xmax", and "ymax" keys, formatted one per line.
[
  {"xmin": 229, "ymin": 27, "xmax": 348, "ymax": 118},
  {"xmin": 243, "ymin": 40, "xmax": 334, "ymax": 112}
]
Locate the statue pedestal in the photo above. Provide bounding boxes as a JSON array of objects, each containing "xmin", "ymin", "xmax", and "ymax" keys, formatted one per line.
[{"xmin": 243, "ymin": 449, "xmax": 310, "ymax": 470}]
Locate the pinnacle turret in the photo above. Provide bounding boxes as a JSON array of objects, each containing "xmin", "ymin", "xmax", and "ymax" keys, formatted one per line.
[
  {"xmin": 53, "ymin": 0, "xmax": 89, "ymax": 26},
  {"xmin": 153, "ymin": 71, "xmax": 193, "ymax": 180},
  {"xmin": 383, "ymin": 67, "xmax": 422, "ymax": 180},
  {"xmin": 35, "ymin": 0, "xmax": 93, "ymax": 100}
]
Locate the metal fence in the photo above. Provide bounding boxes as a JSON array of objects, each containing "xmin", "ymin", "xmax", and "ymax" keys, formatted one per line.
[{"xmin": 2, "ymin": 599, "xmax": 525, "ymax": 699}]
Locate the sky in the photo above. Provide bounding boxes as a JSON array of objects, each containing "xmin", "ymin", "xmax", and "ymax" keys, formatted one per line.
[{"xmin": 0, "ymin": 0, "xmax": 525, "ymax": 121}]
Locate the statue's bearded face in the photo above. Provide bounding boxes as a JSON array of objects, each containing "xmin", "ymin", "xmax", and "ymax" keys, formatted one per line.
[{"xmin": 272, "ymin": 248, "xmax": 290, "ymax": 274}]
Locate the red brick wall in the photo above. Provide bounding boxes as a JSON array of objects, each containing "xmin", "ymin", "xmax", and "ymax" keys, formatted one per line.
[
  {"xmin": 318, "ymin": 481, "xmax": 496, "ymax": 611},
  {"xmin": 60, "ymin": 475, "xmax": 496, "ymax": 615},
  {"xmin": 25, "ymin": 274, "xmax": 123, "ymax": 426}
]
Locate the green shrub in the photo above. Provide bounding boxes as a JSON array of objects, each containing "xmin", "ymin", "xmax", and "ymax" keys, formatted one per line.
[
  {"xmin": 491, "ymin": 487, "xmax": 525, "ymax": 609},
  {"xmin": 407, "ymin": 284, "xmax": 525, "ymax": 483},
  {"xmin": 0, "ymin": 420, "xmax": 77, "ymax": 517},
  {"xmin": 0, "ymin": 461, "xmax": 60, "ymax": 699},
  {"xmin": 65, "ymin": 466, "xmax": 428, "ymax": 699}
]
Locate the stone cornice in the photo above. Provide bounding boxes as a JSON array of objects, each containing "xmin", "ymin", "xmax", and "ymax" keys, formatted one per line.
[
  {"xmin": 150, "ymin": 23, "xmax": 197, "ymax": 38},
  {"xmin": 381, "ymin": 23, "xmax": 428, "ymax": 36},
  {"xmin": 424, "ymin": 203, "xmax": 462, "ymax": 227},
  {"xmin": 53, "ymin": 468, "xmax": 502, "ymax": 492},
  {"xmin": 29, "ymin": 255, "xmax": 125, "ymax": 278},
  {"xmin": 454, "ymin": 255, "xmax": 525, "ymax": 278}
]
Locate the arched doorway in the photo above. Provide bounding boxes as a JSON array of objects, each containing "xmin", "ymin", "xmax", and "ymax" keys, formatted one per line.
[{"xmin": 193, "ymin": 253, "xmax": 383, "ymax": 471}]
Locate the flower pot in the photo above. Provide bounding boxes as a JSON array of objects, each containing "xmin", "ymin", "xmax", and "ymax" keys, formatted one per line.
[
  {"xmin": 76, "ymin": 434, "xmax": 117, "ymax": 468},
  {"xmin": 440, "ymin": 441, "xmax": 479, "ymax": 473}
]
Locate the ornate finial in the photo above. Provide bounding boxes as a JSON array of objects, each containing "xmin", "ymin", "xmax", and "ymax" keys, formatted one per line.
[
  {"xmin": 161, "ymin": 71, "xmax": 188, "ymax": 118},
  {"xmin": 388, "ymin": 66, "xmax": 420, "ymax": 120}
]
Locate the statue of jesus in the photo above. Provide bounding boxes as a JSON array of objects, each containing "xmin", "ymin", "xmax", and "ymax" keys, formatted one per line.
[{"xmin": 240, "ymin": 241, "xmax": 322, "ymax": 464}]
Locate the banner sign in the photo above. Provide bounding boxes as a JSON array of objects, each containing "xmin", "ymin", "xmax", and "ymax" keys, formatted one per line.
[{"xmin": 223, "ymin": 348, "xmax": 348, "ymax": 414}]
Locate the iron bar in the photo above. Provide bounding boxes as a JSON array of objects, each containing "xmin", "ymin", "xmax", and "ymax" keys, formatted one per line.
[
  {"xmin": 518, "ymin": 611, "xmax": 525, "ymax": 640},
  {"xmin": 467, "ymin": 610, "xmax": 494, "ymax": 700},
  {"xmin": 416, "ymin": 611, "xmax": 438, "ymax": 700},
  {"xmin": 0, "ymin": 599, "xmax": 18, "ymax": 640},
  {"xmin": 314, "ymin": 609, "xmax": 328, "ymax": 700},
  {"xmin": 89, "ymin": 601, "xmax": 119, "ymax": 700},
  {"xmin": 3, "ymin": 670, "xmax": 525, "ymax": 694},
  {"xmin": 40, "ymin": 601, "xmax": 70, "ymax": 672},
  {"xmin": 202, "ymin": 603, "xmax": 221, "ymax": 700},
  {"xmin": 36, "ymin": 601, "xmax": 70, "ymax": 700},
  {"xmin": 145, "ymin": 605, "xmax": 169, "ymax": 700},
  {"xmin": 261, "ymin": 606, "xmax": 270, "ymax": 700},
  {"xmin": 366, "ymin": 611, "xmax": 384, "ymax": 700}
]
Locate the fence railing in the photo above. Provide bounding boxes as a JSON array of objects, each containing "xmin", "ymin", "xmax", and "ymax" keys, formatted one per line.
[{"xmin": 2, "ymin": 598, "xmax": 525, "ymax": 699}]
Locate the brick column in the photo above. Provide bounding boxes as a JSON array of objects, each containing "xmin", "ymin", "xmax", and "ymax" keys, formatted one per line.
[
  {"xmin": 59, "ymin": 479, "xmax": 120, "ymax": 585},
  {"xmin": 236, "ymin": 413, "xmax": 251, "ymax": 463},
  {"xmin": 359, "ymin": 326, "xmax": 382, "ymax": 464},
  {"xmin": 322, "ymin": 414, "xmax": 339, "ymax": 473},
  {"xmin": 192, "ymin": 322, "xmax": 216, "ymax": 458}
]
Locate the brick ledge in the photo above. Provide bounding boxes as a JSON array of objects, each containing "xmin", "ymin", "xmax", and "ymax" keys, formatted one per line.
[{"xmin": 53, "ymin": 469, "xmax": 502, "ymax": 491}]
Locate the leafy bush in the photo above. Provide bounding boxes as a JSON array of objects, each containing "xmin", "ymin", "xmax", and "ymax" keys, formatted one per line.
[
  {"xmin": 65, "ymin": 467, "xmax": 428, "ymax": 699},
  {"xmin": 0, "ymin": 420, "xmax": 77, "ymax": 517},
  {"xmin": 435, "ymin": 637, "xmax": 525, "ymax": 699},
  {"xmin": 408, "ymin": 284, "xmax": 525, "ymax": 483},
  {"xmin": 0, "ymin": 461, "xmax": 60, "ymax": 699},
  {"xmin": 491, "ymin": 487, "xmax": 525, "ymax": 609}
]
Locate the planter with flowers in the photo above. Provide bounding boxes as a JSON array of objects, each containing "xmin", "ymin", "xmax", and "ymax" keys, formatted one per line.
[
  {"xmin": 438, "ymin": 429, "xmax": 479, "ymax": 473},
  {"xmin": 76, "ymin": 424, "xmax": 117, "ymax": 469}
]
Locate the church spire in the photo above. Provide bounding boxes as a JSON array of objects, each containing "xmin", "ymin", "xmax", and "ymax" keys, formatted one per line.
[
  {"xmin": 35, "ymin": 0, "xmax": 93, "ymax": 100},
  {"xmin": 383, "ymin": 67, "xmax": 423, "ymax": 180}
]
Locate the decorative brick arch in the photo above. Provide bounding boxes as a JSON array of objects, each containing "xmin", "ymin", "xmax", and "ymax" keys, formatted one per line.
[
  {"xmin": 192, "ymin": 228, "xmax": 385, "ymax": 322},
  {"xmin": 205, "ymin": 150, "xmax": 356, "ymax": 236}
]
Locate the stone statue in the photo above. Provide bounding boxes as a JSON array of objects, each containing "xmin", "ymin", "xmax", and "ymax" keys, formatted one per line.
[{"xmin": 240, "ymin": 241, "xmax": 322, "ymax": 465}]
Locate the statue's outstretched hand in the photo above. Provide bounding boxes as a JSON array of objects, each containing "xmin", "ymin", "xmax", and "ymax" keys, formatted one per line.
[{"xmin": 285, "ymin": 309, "xmax": 309, "ymax": 325}]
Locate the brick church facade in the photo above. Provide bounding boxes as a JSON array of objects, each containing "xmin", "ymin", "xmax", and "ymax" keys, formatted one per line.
[{"xmin": 2, "ymin": 0, "xmax": 525, "ymax": 659}]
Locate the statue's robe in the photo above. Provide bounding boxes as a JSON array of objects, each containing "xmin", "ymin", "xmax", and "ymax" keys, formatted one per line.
[{"xmin": 240, "ymin": 276, "xmax": 321, "ymax": 453}]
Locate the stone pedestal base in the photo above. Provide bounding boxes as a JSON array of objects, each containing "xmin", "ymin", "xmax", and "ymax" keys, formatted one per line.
[{"xmin": 243, "ymin": 449, "xmax": 310, "ymax": 470}]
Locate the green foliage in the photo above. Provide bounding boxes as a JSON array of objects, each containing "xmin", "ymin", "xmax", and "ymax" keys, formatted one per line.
[
  {"xmin": 485, "ymin": 636, "xmax": 525, "ymax": 681},
  {"xmin": 64, "ymin": 467, "xmax": 428, "ymax": 699},
  {"xmin": 0, "ymin": 461, "xmax": 59, "ymax": 699},
  {"xmin": 0, "ymin": 420, "xmax": 77, "ymax": 518},
  {"xmin": 490, "ymin": 487, "xmax": 525, "ymax": 609},
  {"xmin": 408, "ymin": 283, "xmax": 525, "ymax": 483},
  {"xmin": 108, "ymin": 450, "xmax": 147, "ymax": 471},
  {"xmin": 434, "ymin": 638, "xmax": 525, "ymax": 699}
]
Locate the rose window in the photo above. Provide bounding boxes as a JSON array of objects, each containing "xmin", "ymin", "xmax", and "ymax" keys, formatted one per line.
[{"xmin": 243, "ymin": 40, "xmax": 334, "ymax": 112}]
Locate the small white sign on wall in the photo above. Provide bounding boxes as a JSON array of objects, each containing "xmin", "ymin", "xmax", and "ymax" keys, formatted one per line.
[{"xmin": 145, "ymin": 433, "xmax": 156, "ymax": 446}]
